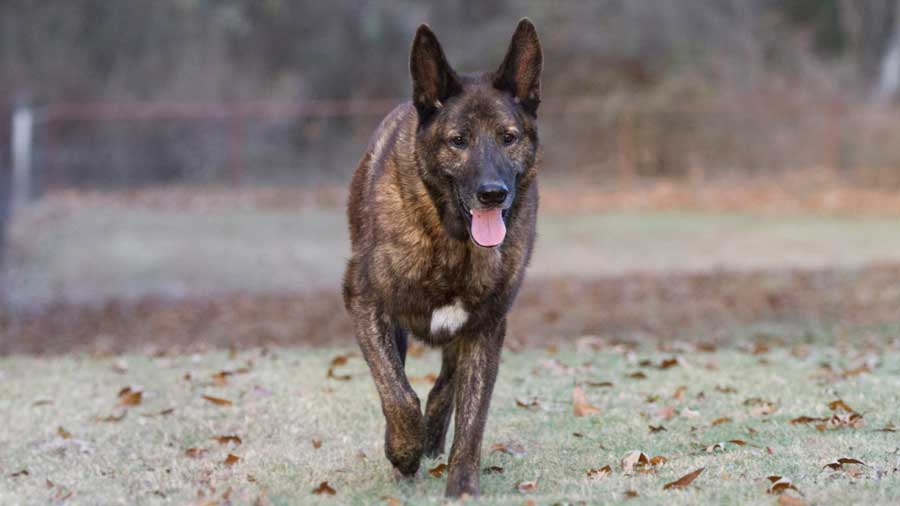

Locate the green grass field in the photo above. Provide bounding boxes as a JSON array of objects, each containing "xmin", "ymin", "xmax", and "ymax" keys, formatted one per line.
[{"xmin": 3, "ymin": 341, "xmax": 898, "ymax": 505}]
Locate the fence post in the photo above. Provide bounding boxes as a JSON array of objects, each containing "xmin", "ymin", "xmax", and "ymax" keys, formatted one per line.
[{"xmin": 11, "ymin": 102, "xmax": 33, "ymax": 211}]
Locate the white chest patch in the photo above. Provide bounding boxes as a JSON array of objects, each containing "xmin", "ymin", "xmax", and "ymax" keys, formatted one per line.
[{"xmin": 430, "ymin": 299, "xmax": 469, "ymax": 335}]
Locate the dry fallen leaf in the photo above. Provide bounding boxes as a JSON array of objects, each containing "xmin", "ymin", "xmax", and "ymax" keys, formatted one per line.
[
  {"xmin": 777, "ymin": 496, "xmax": 807, "ymax": 506},
  {"xmin": 573, "ymin": 385, "xmax": 601, "ymax": 417},
  {"xmin": 715, "ymin": 385, "xmax": 737, "ymax": 394},
  {"xmin": 312, "ymin": 438, "xmax": 322, "ymax": 449},
  {"xmin": 57, "ymin": 427, "xmax": 72, "ymax": 439},
  {"xmin": 428, "ymin": 463, "xmax": 447, "ymax": 478},
  {"xmin": 824, "ymin": 457, "xmax": 866, "ymax": 470},
  {"xmin": 483, "ymin": 466, "xmax": 504, "ymax": 474},
  {"xmin": 711, "ymin": 416, "xmax": 732, "ymax": 426},
  {"xmin": 118, "ymin": 387, "xmax": 143, "ymax": 406},
  {"xmin": 185, "ymin": 447, "xmax": 207, "ymax": 458},
  {"xmin": 224, "ymin": 454, "xmax": 241, "ymax": 465},
  {"xmin": 202, "ymin": 395, "xmax": 233, "ymax": 406},
  {"xmin": 10, "ymin": 469, "xmax": 29, "ymax": 478},
  {"xmin": 673, "ymin": 386, "xmax": 687, "ymax": 400},
  {"xmin": 828, "ymin": 399, "xmax": 854, "ymax": 412},
  {"xmin": 517, "ymin": 480, "xmax": 537, "ymax": 493},
  {"xmin": 658, "ymin": 358, "xmax": 679, "ymax": 369},
  {"xmin": 767, "ymin": 476, "xmax": 801, "ymax": 495},
  {"xmin": 141, "ymin": 408, "xmax": 175, "ymax": 417},
  {"xmin": 312, "ymin": 481, "xmax": 336, "ymax": 495},
  {"xmin": 649, "ymin": 424, "xmax": 667, "ymax": 433},
  {"xmin": 627, "ymin": 371, "xmax": 647, "ymax": 380},
  {"xmin": 876, "ymin": 422, "xmax": 896, "ymax": 432},
  {"xmin": 663, "ymin": 467, "xmax": 704, "ymax": 490},
  {"xmin": 587, "ymin": 381, "xmax": 614, "ymax": 388},
  {"xmin": 623, "ymin": 490, "xmax": 639, "ymax": 499},
  {"xmin": 212, "ymin": 435, "xmax": 242, "ymax": 445},
  {"xmin": 95, "ymin": 412, "xmax": 127, "ymax": 422},
  {"xmin": 515, "ymin": 397, "xmax": 541, "ymax": 410},
  {"xmin": 587, "ymin": 464, "xmax": 612, "ymax": 479},
  {"xmin": 621, "ymin": 451, "xmax": 664, "ymax": 474}
]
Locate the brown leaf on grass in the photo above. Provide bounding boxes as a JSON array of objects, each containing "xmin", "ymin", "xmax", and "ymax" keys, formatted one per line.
[
  {"xmin": 729, "ymin": 439, "xmax": 748, "ymax": 446},
  {"xmin": 621, "ymin": 451, "xmax": 656, "ymax": 474},
  {"xmin": 57, "ymin": 427, "xmax": 72, "ymax": 439},
  {"xmin": 141, "ymin": 407, "xmax": 175, "ymax": 417},
  {"xmin": 767, "ymin": 476, "xmax": 802, "ymax": 495},
  {"xmin": 516, "ymin": 480, "xmax": 537, "ymax": 493},
  {"xmin": 32, "ymin": 399, "xmax": 53, "ymax": 406},
  {"xmin": 658, "ymin": 358, "xmax": 679, "ymax": 369},
  {"xmin": 312, "ymin": 481, "xmax": 336, "ymax": 495},
  {"xmin": 224, "ymin": 453, "xmax": 241, "ymax": 465},
  {"xmin": 663, "ymin": 467, "xmax": 704, "ymax": 490},
  {"xmin": 118, "ymin": 387, "xmax": 143, "ymax": 406},
  {"xmin": 212, "ymin": 435, "xmax": 242, "ymax": 445},
  {"xmin": 649, "ymin": 425, "xmax": 667, "ymax": 433},
  {"xmin": 329, "ymin": 355, "xmax": 350, "ymax": 367},
  {"xmin": 490, "ymin": 441, "xmax": 527, "ymax": 457},
  {"xmin": 824, "ymin": 458, "xmax": 866, "ymax": 470},
  {"xmin": 586, "ymin": 464, "xmax": 612, "ymax": 479},
  {"xmin": 202, "ymin": 395, "xmax": 232, "ymax": 406},
  {"xmin": 711, "ymin": 417, "xmax": 732, "ymax": 426},
  {"xmin": 515, "ymin": 397, "xmax": 541, "ymax": 410},
  {"xmin": 715, "ymin": 385, "xmax": 737, "ymax": 394},
  {"xmin": 312, "ymin": 438, "xmax": 322, "ymax": 449},
  {"xmin": 483, "ymin": 466, "xmax": 504, "ymax": 474},
  {"xmin": 673, "ymin": 386, "xmax": 687, "ymax": 400},
  {"xmin": 650, "ymin": 456, "xmax": 668, "ymax": 466},
  {"xmin": 790, "ymin": 416, "xmax": 826, "ymax": 425},
  {"xmin": 777, "ymin": 496, "xmax": 807, "ymax": 506},
  {"xmin": 95, "ymin": 411, "xmax": 127, "ymax": 422},
  {"xmin": 627, "ymin": 371, "xmax": 647, "ymax": 380},
  {"xmin": 828, "ymin": 399, "xmax": 855, "ymax": 413},
  {"xmin": 623, "ymin": 490, "xmax": 639, "ymax": 499},
  {"xmin": 185, "ymin": 447, "xmax": 207, "ymax": 458},
  {"xmin": 10, "ymin": 469, "xmax": 29, "ymax": 478},
  {"xmin": 587, "ymin": 381, "xmax": 614, "ymax": 388},
  {"xmin": 876, "ymin": 422, "xmax": 896, "ymax": 432},
  {"xmin": 656, "ymin": 406, "xmax": 677, "ymax": 420},
  {"xmin": 428, "ymin": 463, "xmax": 447, "ymax": 478},
  {"xmin": 573, "ymin": 386, "xmax": 601, "ymax": 417},
  {"xmin": 212, "ymin": 371, "xmax": 233, "ymax": 386},
  {"xmin": 384, "ymin": 496, "xmax": 403, "ymax": 506}
]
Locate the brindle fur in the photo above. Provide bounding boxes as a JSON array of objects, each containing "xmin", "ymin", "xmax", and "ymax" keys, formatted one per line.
[{"xmin": 342, "ymin": 19, "xmax": 542, "ymax": 497}]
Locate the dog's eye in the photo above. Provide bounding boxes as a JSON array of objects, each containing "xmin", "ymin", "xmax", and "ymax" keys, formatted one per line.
[
  {"xmin": 449, "ymin": 135, "xmax": 468, "ymax": 148},
  {"xmin": 501, "ymin": 132, "xmax": 518, "ymax": 145}
]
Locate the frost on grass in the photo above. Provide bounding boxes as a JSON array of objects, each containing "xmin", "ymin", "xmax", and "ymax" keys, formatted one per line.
[{"xmin": 1, "ymin": 339, "xmax": 899, "ymax": 505}]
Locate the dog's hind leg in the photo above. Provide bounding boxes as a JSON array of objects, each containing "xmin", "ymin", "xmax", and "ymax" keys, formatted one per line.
[
  {"xmin": 424, "ymin": 342, "xmax": 459, "ymax": 457},
  {"xmin": 445, "ymin": 320, "xmax": 505, "ymax": 497},
  {"xmin": 351, "ymin": 299, "xmax": 425, "ymax": 477}
]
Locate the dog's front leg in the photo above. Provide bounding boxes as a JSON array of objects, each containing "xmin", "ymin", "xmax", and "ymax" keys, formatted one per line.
[
  {"xmin": 351, "ymin": 300, "xmax": 425, "ymax": 477},
  {"xmin": 445, "ymin": 320, "xmax": 505, "ymax": 497}
]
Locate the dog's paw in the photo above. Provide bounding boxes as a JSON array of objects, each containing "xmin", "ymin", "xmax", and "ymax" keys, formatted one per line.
[{"xmin": 384, "ymin": 416, "xmax": 426, "ymax": 477}]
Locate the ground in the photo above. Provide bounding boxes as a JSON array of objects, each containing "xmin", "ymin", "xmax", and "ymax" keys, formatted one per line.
[
  {"xmin": 2, "ymin": 341, "xmax": 899, "ymax": 505},
  {"xmin": 3, "ymin": 187, "xmax": 900, "ymax": 504}
]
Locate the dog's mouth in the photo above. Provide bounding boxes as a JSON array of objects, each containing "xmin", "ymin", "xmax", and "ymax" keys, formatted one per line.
[{"xmin": 456, "ymin": 189, "xmax": 509, "ymax": 248}]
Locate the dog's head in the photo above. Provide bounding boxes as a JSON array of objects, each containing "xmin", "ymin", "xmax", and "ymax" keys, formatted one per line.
[{"xmin": 410, "ymin": 19, "xmax": 542, "ymax": 248}]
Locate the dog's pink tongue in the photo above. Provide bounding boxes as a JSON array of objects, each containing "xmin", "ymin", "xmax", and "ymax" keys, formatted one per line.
[{"xmin": 470, "ymin": 208, "xmax": 506, "ymax": 247}]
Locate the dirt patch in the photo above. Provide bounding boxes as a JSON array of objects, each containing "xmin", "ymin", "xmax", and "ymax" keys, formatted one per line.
[{"xmin": 5, "ymin": 263, "xmax": 900, "ymax": 355}]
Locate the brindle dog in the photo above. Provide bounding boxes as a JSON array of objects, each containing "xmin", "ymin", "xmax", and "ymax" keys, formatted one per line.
[{"xmin": 342, "ymin": 19, "xmax": 542, "ymax": 497}]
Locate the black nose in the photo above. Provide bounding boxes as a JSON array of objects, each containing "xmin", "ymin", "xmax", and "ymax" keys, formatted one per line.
[{"xmin": 476, "ymin": 183, "xmax": 508, "ymax": 206}]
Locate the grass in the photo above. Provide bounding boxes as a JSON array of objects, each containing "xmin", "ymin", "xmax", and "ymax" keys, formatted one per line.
[
  {"xmin": 3, "ymin": 341, "xmax": 899, "ymax": 505},
  {"xmin": 8, "ymin": 199, "xmax": 900, "ymax": 309}
]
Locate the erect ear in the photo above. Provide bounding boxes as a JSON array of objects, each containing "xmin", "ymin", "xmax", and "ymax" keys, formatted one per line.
[
  {"xmin": 410, "ymin": 24, "xmax": 462, "ymax": 122},
  {"xmin": 493, "ymin": 18, "xmax": 542, "ymax": 116}
]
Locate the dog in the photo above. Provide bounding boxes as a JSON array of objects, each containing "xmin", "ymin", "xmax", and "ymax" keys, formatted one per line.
[{"xmin": 342, "ymin": 18, "xmax": 542, "ymax": 497}]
